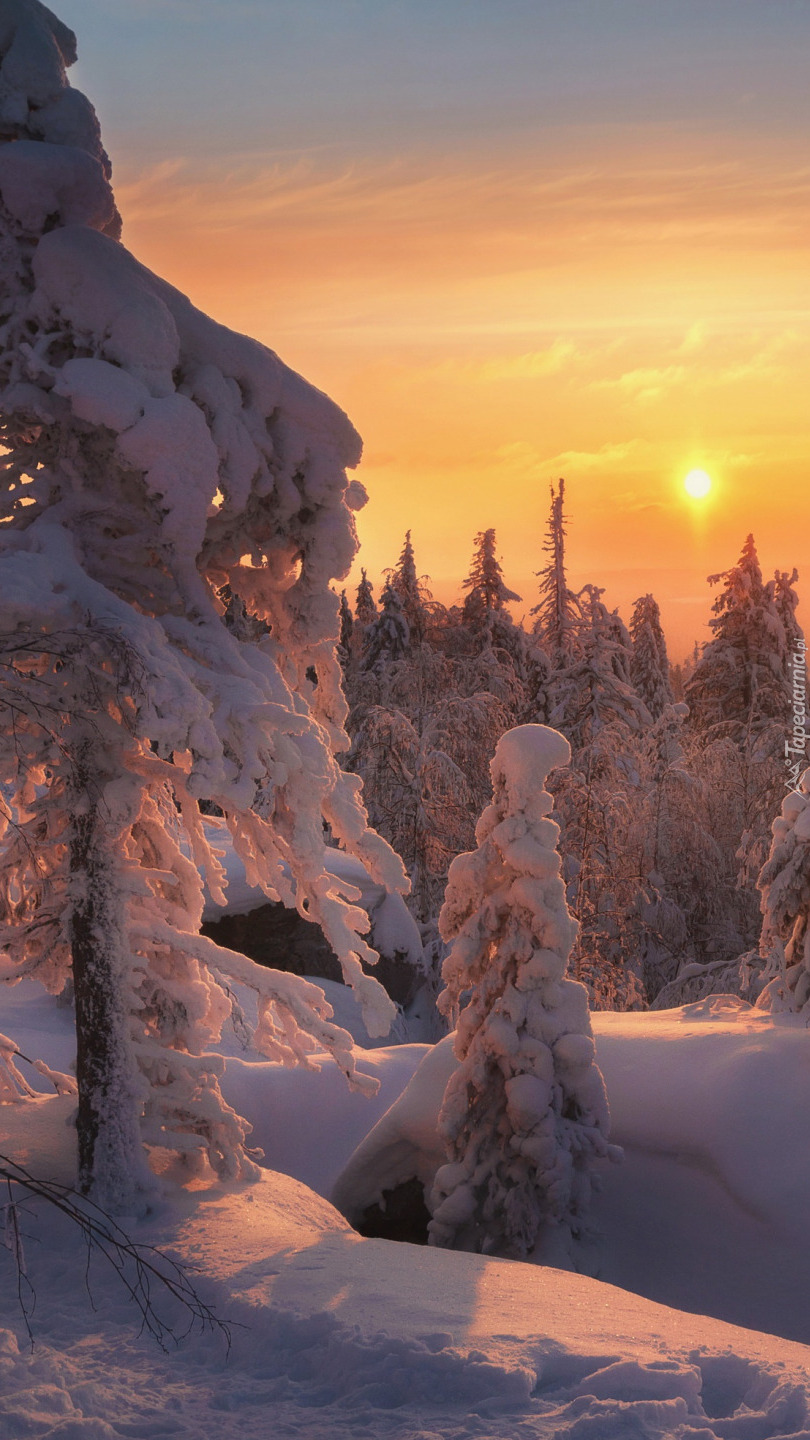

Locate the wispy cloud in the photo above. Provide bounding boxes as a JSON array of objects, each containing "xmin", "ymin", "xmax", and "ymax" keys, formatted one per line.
[{"xmin": 116, "ymin": 148, "xmax": 810, "ymax": 255}]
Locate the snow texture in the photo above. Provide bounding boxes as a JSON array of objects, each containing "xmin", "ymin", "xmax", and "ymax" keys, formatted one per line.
[{"xmin": 1, "ymin": 1061, "xmax": 810, "ymax": 1440}]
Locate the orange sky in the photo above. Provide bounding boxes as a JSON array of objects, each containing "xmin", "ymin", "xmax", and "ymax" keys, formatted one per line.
[{"xmin": 67, "ymin": 0, "xmax": 810, "ymax": 659}]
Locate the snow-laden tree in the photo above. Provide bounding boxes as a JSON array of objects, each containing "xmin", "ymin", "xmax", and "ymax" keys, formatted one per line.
[
  {"xmin": 360, "ymin": 578, "xmax": 410, "ymax": 674},
  {"xmin": 630, "ymin": 593, "xmax": 673, "ymax": 721},
  {"xmin": 338, "ymin": 590, "xmax": 354, "ymax": 658},
  {"xmin": 348, "ymin": 686, "xmax": 512, "ymax": 925},
  {"xmin": 461, "ymin": 528, "xmax": 521, "ymax": 629},
  {"xmin": 551, "ymin": 585, "xmax": 651, "ymax": 749},
  {"xmin": 756, "ymin": 771, "xmax": 810, "ymax": 1013},
  {"xmin": 347, "ymin": 704, "xmax": 476, "ymax": 925},
  {"xmin": 428, "ymin": 725, "xmax": 612, "ymax": 1260},
  {"xmin": 388, "ymin": 530, "xmax": 429, "ymax": 646},
  {"xmin": 685, "ymin": 540, "xmax": 804, "ymax": 929},
  {"xmin": 354, "ymin": 568, "xmax": 377, "ymax": 627},
  {"xmin": 0, "ymin": 0, "xmax": 407, "ymax": 1212},
  {"xmin": 532, "ymin": 479, "xmax": 580, "ymax": 671},
  {"xmin": 686, "ymin": 536, "xmax": 797, "ymax": 738}
]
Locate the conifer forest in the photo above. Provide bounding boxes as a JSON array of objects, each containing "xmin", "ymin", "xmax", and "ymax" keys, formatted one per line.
[{"xmin": 1, "ymin": 4, "xmax": 810, "ymax": 1439}]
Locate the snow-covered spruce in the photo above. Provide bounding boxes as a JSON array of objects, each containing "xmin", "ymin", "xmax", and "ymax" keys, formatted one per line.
[
  {"xmin": 630, "ymin": 593, "xmax": 673, "ymax": 721},
  {"xmin": 428, "ymin": 724, "xmax": 613, "ymax": 1260},
  {"xmin": 0, "ymin": 0, "xmax": 407, "ymax": 1212},
  {"xmin": 756, "ymin": 768, "xmax": 810, "ymax": 1013},
  {"xmin": 686, "ymin": 535, "xmax": 802, "ymax": 740},
  {"xmin": 462, "ymin": 527, "xmax": 521, "ymax": 630},
  {"xmin": 532, "ymin": 478, "xmax": 579, "ymax": 673}
]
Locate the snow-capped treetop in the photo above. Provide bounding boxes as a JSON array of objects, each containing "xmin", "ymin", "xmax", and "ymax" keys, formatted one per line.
[
  {"xmin": 388, "ymin": 530, "xmax": 430, "ymax": 645},
  {"xmin": 0, "ymin": 1, "xmax": 118, "ymax": 230},
  {"xmin": 532, "ymin": 478, "xmax": 580, "ymax": 667},
  {"xmin": 361, "ymin": 579, "xmax": 410, "ymax": 672},
  {"xmin": 487, "ymin": 722, "xmax": 571, "ymax": 816},
  {"xmin": 686, "ymin": 535, "xmax": 801, "ymax": 737},
  {"xmin": 548, "ymin": 584, "xmax": 651, "ymax": 747},
  {"xmin": 462, "ymin": 529, "xmax": 521, "ymax": 627},
  {"xmin": 772, "ymin": 567, "xmax": 803, "ymax": 655},
  {"xmin": 354, "ymin": 568, "xmax": 377, "ymax": 626},
  {"xmin": 338, "ymin": 589, "xmax": 354, "ymax": 654},
  {"xmin": 630, "ymin": 593, "xmax": 674, "ymax": 721}
]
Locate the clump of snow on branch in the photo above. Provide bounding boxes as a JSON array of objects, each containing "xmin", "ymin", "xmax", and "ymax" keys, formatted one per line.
[
  {"xmin": 0, "ymin": 0, "xmax": 407, "ymax": 1210},
  {"xmin": 429, "ymin": 724, "xmax": 614, "ymax": 1260}
]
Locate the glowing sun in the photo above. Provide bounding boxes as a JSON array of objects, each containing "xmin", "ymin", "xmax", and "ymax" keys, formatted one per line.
[{"xmin": 684, "ymin": 468, "xmax": 712, "ymax": 499}]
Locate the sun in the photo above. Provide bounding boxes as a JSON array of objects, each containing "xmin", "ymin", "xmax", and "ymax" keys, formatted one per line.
[{"xmin": 684, "ymin": 468, "xmax": 712, "ymax": 499}]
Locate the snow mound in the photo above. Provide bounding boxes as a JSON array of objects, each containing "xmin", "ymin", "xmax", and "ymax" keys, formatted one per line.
[
  {"xmin": 3, "ymin": 1002, "xmax": 810, "ymax": 1439},
  {"xmin": 333, "ymin": 1004, "xmax": 810, "ymax": 1344},
  {"xmin": 3, "ymin": 1142, "xmax": 810, "ymax": 1440}
]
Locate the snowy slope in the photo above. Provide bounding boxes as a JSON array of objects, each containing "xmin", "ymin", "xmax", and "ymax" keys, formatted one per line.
[
  {"xmin": 331, "ymin": 998, "xmax": 810, "ymax": 1345},
  {"xmin": 7, "ymin": 983, "xmax": 810, "ymax": 1346},
  {"xmin": 2, "ymin": 1095, "xmax": 810, "ymax": 1440},
  {"xmin": 4, "ymin": 988, "xmax": 810, "ymax": 1437}
]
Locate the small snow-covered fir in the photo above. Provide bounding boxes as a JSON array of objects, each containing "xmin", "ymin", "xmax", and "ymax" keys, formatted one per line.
[{"xmin": 429, "ymin": 724, "xmax": 613, "ymax": 1259}]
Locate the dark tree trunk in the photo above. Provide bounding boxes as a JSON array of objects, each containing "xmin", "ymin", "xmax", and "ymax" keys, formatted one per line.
[{"xmin": 68, "ymin": 753, "xmax": 145, "ymax": 1209}]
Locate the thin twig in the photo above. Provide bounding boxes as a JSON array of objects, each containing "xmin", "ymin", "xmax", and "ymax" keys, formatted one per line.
[{"xmin": 0, "ymin": 1155, "xmax": 234, "ymax": 1354}]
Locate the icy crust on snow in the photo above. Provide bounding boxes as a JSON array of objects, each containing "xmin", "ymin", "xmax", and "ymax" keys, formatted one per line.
[{"xmin": 2, "ymin": 1104, "xmax": 810, "ymax": 1440}]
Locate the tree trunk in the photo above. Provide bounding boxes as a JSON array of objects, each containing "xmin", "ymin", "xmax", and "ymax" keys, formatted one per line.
[{"xmin": 68, "ymin": 751, "xmax": 148, "ymax": 1212}]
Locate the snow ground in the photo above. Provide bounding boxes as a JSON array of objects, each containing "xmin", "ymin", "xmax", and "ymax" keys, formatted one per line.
[
  {"xmin": 2, "ymin": 986, "xmax": 810, "ymax": 1439},
  {"xmin": 331, "ymin": 996, "xmax": 810, "ymax": 1347}
]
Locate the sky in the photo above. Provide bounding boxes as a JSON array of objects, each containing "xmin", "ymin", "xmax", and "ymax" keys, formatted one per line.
[{"xmin": 59, "ymin": 0, "xmax": 810, "ymax": 657}]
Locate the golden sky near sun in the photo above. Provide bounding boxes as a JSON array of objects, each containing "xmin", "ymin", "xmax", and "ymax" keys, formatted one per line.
[
  {"xmin": 66, "ymin": 0, "xmax": 810, "ymax": 659},
  {"xmin": 115, "ymin": 138, "xmax": 810, "ymax": 657}
]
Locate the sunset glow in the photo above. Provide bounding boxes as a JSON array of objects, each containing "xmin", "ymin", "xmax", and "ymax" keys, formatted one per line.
[
  {"xmin": 62, "ymin": 0, "xmax": 810, "ymax": 656},
  {"xmin": 684, "ymin": 470, "xmax": 713, "ymax": 500}
]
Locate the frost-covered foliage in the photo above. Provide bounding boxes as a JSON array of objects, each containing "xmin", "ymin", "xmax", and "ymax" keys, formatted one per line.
[
  {"xmin": 388, "ymin": 530, "xmax": 430, "ymax": 647},
  {"xmin": 428, "ymin": 725, "xmax": 612, "ymax": 1260},
  {"xmin": 354, "ymin": 568, "xmax": 377, "ymax": 627},
  {"xmin": 682, "ymin": 538, "xmax": 805, "ymax": 947},
  {"xmin": 0, "ymin": 0, "xmax": 407, "ymax": 1211},
  {"xmin": 345, "ymin": 512, "xmax": 805, "ymax": 1009},
  {"xmin": 344, "ymin": 532, "xmax": 524, "ymax": 934},
  {"xmin": 686, "ymin": 536, "xmax": 800, "ymax": 739},
  {"xmin": 461, "ymin": 528, "xmax": 520, "ymax": 629},
  {"xmin": 348, "ymin": 691, "xmax": 511, "ymax": 925},
  {"xmin": 630, "ymin": 593, "xmax": 673, "ymax": 720},
  {"xmin": 532, "ymin": 478, "xmax": 579, "ymax": 671},
  {"xmin": 551, "ymin": 585, "xmax": 651, "ymax": 747},
  {"xmin": 756, "ymin": 770, "xmax": 810, "ymax": 1013},
  {"xmin": 360, "ymin": 579, "xmax": 410, "ymax": 673}
]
